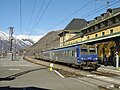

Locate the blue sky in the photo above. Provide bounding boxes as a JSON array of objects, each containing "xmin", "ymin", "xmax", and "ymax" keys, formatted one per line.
[{"xmin": 0, "ymin": 0, "xmax": 120, "ymax": 36}]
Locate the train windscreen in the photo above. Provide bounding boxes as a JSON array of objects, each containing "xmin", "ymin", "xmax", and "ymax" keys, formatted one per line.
[
  {"xmin": 89, "ymin": 47, "xmax": 96, "ymax": 54},
  {"xmin": 81, "ymin": 48, "xmax": 88, "ymax": 54}
]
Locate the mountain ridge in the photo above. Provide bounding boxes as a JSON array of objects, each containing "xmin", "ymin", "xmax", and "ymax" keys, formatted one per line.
[{"xmin": 0, "ymin": 31, "xmax": 43, "ymax": 51}]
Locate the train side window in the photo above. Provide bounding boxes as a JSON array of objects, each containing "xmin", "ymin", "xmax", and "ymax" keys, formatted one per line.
[
  {"xmin": 65, "ymin": 51, "xmax": 67, "ymax": 56},
  {"xmin": 72, "ymin": 50, "xmax": 75, "ymax": 57},
  {"xmin": 68, "ymin": 50, "xmax": 69, "ymax": 56},
  {"xmin": 67, "ymin": 50, "xmax": 70, "ymax": 56},
  {"xmin": 60, "ymin": 51, "xmax": 62, "ymax": 56},
  {"xmin": 63, "ymin": 51, "xmax": 65, "ymax": 56},
  {"xmin": 52, "ymin": 52, "xmax": 54, "ymax": 56},
  {"xmin": 67, "ymin": 51, "xmax": 69, "ymax": 56},
  {"xmin": 69, "ymin": 50, "xmax": 71, "ymax": 56}
]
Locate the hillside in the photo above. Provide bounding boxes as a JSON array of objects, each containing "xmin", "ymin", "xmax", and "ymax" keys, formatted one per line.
[{"xmin": 26, "ymin": 30, "xmax": 62, "ymax": 55}]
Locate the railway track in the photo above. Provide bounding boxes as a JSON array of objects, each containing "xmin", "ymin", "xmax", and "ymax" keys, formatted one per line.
[
  {"xmin": 24, "ymin": 56, "xmax": 120, "ymax": 90},
  {"xmin": 57, "ymin": 69, "xmax": 120, "ymax": 90}
]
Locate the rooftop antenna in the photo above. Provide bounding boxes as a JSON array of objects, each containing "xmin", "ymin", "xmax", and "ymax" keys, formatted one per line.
[{"xmin": 95, "ymin": 0, "xmax": 110, "ymax": 9}]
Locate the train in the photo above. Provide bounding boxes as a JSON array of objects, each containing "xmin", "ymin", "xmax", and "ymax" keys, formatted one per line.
[{"xmin": 35, "ymin": 44, "xmax": 100, "ymax": 70}]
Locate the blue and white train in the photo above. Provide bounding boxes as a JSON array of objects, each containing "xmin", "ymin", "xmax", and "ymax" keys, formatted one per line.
[{"xmin": 35, "ymin": 44, "xmax": 100, "ymax": 70}]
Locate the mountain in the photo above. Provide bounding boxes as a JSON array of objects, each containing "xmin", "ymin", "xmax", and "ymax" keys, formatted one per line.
[
  {"xmin": 0, "ymin": 31, "xmax": 43, "ymax": 52},
  {"xmin": 26, "ymin": 30, "xmax": 62, "ymax": 55}
]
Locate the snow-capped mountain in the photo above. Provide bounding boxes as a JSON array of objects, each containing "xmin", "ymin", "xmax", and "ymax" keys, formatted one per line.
[
  {"xmin": 0, "ymin": 31, "xmax": 43, "ymax": 51},
  {"xmin": 0, "ymin": 31, "xmax": 9, "ymax": 40}
]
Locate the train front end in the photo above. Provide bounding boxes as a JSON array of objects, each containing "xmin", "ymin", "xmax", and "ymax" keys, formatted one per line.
[{"xmin": 77, "ymin": 45, "xmax": 100, "ymax": 70}]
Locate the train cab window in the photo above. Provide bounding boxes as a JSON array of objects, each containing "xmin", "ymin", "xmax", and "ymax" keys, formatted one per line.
[
  {"xmin": 89, "ymin": 47, "xmax": 96, "ymax": 54},
  {"xmin": 81, "ymin": 48, "xmax": 88, "ymax": 54}
]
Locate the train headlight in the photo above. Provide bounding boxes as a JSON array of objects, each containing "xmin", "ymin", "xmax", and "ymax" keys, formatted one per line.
[
  {"xmin": 81, "ymin": 58, "xmax": 86, "ymax": 60},
  {"xmin": 93, "ymin": 58, "xmax": 98, "ymax": 60},
  {"xmin": 81, "ymin": 58, "xmax": 84, "ymax": 60}
]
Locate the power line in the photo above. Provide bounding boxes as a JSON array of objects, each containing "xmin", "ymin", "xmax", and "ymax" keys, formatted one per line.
[
  {"xmin": 48, "ymin": 0, "xmax": 94, "ymax": 30},
  {"xmin": 48, "ymin": 0, "xmax": 120, "ymax": 31},
  {"xmin": 28, "ymin": 0, "xmax": 52, "ymax": 36},
  {"xmin": 27, "ymin": 0, "xmax": 37, "ymax": 32},
  {"xmin": 20, "ymin": 0, "xmax": 22, "ymax": 34},
  {"xmin": 82, "ymin": 0, "xmax": 120, "ymax": 19},
  {"xmin": 28, "ymin": 0, "xmax": 46, "ymax": 36},
  {"xmin": 35, "ymin": 0, "xmax": 52, "ymax": 27},
  {"xmin": 33, "ymin": 0, "xmax": 46, "ymax": 28},
  {"xmin": 81, "ymin": 1, "xmax": 109, "ymax": 18}
]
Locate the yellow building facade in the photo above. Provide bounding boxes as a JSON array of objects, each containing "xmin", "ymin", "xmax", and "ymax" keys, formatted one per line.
[{"xmin": 59, "ymin": 8, "xmax": 120, "ymax": 65}]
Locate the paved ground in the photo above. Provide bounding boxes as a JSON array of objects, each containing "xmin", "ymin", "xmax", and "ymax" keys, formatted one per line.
[
  {"xmin": 97, "ymin": 65, "xmax": 120, "ymax": 76},
  {"xmin": 0, "ymin": 56, "xmax": 100, "ymax": 90}
]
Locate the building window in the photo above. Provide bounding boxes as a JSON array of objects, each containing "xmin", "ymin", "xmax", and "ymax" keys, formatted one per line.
[
  {"xmin": 102, "ymin": 32, "xmax": 105, "ymax": 36},
  {"xmin": 95, "ymin": 34, "xmax": 98, "ymax": 38},
  {"xmin": 110, "ymin": 29, "xmax": 113, "ymax": 34}
]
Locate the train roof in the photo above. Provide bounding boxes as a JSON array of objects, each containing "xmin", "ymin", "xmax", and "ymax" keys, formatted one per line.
[{"xmin": 43, "ymin": 43, "xmax": 95, "ymax": 52}]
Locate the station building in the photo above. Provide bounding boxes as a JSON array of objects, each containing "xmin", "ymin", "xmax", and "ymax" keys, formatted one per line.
[
  {"xmin": 59, "ymin": 8, "xmax": 120, "ymax": 66},
  {"xmin": 59, "ymin": 18, "xmax": 87, "ymax": 46}
]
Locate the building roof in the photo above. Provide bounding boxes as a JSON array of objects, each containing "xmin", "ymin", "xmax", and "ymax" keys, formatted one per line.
[
  {"xmin": 65, "ymin": 7, "xmax": 120, "ymax": 42},
  {"xmin": 79, "ymin": 7, "xmax": 120, "ymax": 32},
  {"xmin": 107, "ymin": 7, "xmax": 120, "ymax": 14},
  {"xmin": 64, "ymin": 18, "xmax": 87, "ymax": 30}
]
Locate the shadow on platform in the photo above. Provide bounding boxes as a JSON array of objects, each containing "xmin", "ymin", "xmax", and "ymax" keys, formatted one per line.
[{"xmin": 0, "ymin": 68, "xmax": 47, "ymax": 81}]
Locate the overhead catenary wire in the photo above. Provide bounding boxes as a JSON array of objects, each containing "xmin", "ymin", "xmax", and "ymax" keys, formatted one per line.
[
  {"xmin": 33, "ymin": 0, "xmax": 46, "ymax": 28},
  {"xmin": 82, "ymin": 0, "xmax": 120, "ymax": 19},
  {"xmin": 48, "ymin": 0, "xmax": 120, "ymax": 31},
  {"xmin": 47, "ymin": 0, "xmax": 94, "ymax": 30},
  {"xmin": 20, "ymin": 0, "xmax": 22, "ymax": 34},
  {"xmin": 35, "ymin": 0, "xmax": 52, "ymax": 27},
  {"xmin": 27, "ymin": 0, "xmax": 120, "ymax": 36},
  {"xmin": 81, "ymin": 0, "xmax": 112, "ymax": 18},
  {"xmin": 28, "ymin": 0, "xmax": 52, "ymax": 36},
  {"xmin": 27, "ymin": 0, "xmax": 37, "ymax": 32},
  {"xmin": 28, "ymin": 0, "xmax": 46, "ymax": 34}
]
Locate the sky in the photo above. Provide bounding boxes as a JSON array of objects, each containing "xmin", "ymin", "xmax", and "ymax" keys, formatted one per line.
[{"xmin": 0, "ymin": 0, "xmax": 120, "ymax": 36}]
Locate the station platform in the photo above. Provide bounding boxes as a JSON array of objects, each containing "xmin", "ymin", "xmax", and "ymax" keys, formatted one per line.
[{"xmin": 97, "ymin": 65, "xmax": 120, "ymax": 76}]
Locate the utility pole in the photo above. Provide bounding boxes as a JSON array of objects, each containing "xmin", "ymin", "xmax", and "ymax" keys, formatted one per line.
[
  {"xmin": 2, "ymin": 45, "xmax": 3, "ymax": 59},
  {"xmin": 14, "ymin": 39, "xmax": 17, "ymax": 60},
  {"xmin": 9, "ymin": 27, "xmax": 14, "ymax": 61}
]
